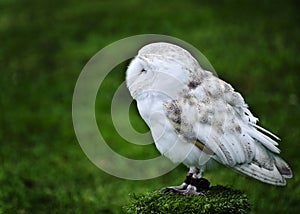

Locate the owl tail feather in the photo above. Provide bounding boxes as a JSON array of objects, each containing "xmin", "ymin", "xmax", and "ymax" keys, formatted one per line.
[
  {"xmin": 274, "ymin": 156, "xmax": 293, "ymax": 179},
  {"xmin": 232, "ymin": 155, "xmax": 292, "ymax": 186}
]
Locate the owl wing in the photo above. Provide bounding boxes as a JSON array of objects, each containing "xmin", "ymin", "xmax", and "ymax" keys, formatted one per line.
[{"xmin": 164, "ymin": 70, "xmax": 292, "ymax": 185}]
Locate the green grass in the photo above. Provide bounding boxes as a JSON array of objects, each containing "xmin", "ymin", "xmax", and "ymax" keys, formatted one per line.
[
  {"xmin": 1, "ymin": 0, "xmax": 300, "ymax": 213},
  {"xmin": 125, "ymin": 186, "xmax": 250, "ymax": 214}
]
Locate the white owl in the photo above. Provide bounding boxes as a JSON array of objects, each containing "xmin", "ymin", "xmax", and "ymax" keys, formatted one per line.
[{"xmin": 126, "ymin": 42, "xmax": 292, "ymax": 194}]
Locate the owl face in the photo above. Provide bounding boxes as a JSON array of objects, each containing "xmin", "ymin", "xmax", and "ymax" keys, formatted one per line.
[
  {"xmin": 126, "ymin": 56, "xmax": 156, "ymax": 99},
  {"xmin": 127, "ymin": 50, "xmax": 196, "ymax": 99},
  {"xmin": 126, "ymin": 55, "xmax": 191, "ymax": 100}
]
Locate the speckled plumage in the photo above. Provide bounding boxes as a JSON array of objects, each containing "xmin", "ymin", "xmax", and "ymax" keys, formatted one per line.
[{"xmin": 126, "ymin": 42, "xmax": 292, "ymax": 186}]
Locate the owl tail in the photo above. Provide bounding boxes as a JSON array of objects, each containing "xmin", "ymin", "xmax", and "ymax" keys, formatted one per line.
[
  {"xmin": 232, "ymin": 143, "xmax": 292, "ymax": 186},
  {"xmin": 273, "ymin": 155, "xmax": 293, "ymax": 179}
]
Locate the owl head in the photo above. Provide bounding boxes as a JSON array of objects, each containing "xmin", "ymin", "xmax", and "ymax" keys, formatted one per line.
[{"xmin": 126, "ymin": 42, "xmax": 200, "ymax": 100}]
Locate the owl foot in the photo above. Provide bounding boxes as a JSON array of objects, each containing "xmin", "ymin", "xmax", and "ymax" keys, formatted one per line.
[
  {"xmin": 162, "ymin": 173, "xmax": 210, "ymax": 196},
  {"xmin": 181, "ymin": 184, "xmax": 205, "ymax": 196}
]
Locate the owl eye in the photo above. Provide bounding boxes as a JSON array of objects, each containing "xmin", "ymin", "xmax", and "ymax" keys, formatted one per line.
[{"xmin": 141, "ymin": 68, "xmax": 147, "ymax": 73}]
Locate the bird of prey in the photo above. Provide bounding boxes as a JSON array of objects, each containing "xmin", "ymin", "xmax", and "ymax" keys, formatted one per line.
[{"xmin": 126, "ymin": 42, "xmax": 292, "ymax": 195}]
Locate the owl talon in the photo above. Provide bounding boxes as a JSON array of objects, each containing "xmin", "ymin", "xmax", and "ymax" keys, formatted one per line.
[
  {"xmin": 162, "ymin": 172, "xmax": 209, "ymax": 196},
  {"xmin": 182, "ymin": 184, "xmax": 206, "ymax": 196},
  {"xmin": 161, "ymin": 183, "xmax": 188, "ymax": 193}
]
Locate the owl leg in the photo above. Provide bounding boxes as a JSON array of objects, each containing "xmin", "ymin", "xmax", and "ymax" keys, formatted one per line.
[
  {"xmin": 181, "ymin": 167, "xmax": 210, "ymax": 195},
  {"xmin": 162, "ymin": 167, "xmax": 210, "ymax": 195},
  {"xmin": 162, "ymin": 171, "xmax": 192, "ymax": 192}
]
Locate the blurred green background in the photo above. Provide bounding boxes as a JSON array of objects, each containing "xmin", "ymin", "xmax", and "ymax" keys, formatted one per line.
[{"xmin": 1, "ymin": 0, "xmax": 300, "ymax": 213}]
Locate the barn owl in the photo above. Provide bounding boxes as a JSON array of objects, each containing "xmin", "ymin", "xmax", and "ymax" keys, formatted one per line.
[{"xmin": 126, "ymin": 42, "xmax": 292, "ymax": 195}]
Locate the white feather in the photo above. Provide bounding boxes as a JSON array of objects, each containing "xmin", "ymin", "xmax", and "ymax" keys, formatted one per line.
[{"xmin": 126, "ymin": 42, "xmax": 292, "ymax": 185}]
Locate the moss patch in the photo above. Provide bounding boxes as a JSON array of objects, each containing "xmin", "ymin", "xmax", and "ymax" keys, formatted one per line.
[{"xmin": 125, "ymin": 185, "xmax": 250, "ymax": 214}]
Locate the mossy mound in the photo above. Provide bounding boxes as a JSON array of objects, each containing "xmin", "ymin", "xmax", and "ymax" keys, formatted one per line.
[{"xmin": 125, "ymin": 185, "xmax": 250, "ymax": 214}]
